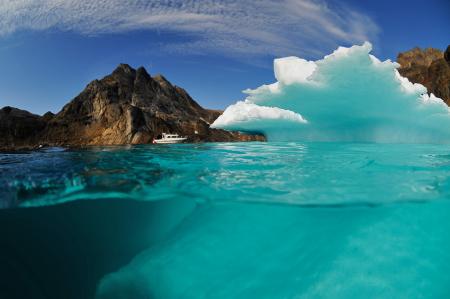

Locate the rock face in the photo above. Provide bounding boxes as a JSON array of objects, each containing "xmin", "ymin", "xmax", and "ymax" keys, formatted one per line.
[
  {"xmin": 0, "ymin": 64, "xmax": 264, "ymax": 150},
  {"xmin": 397, "ymin": 45, "xmax": 450, "ymax": 104},
  {"xmin": 0, "ymin": 107, "xmax": 47, "ymax": 150}
]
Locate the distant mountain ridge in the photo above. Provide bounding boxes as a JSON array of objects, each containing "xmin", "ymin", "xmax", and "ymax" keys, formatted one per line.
[{"xmin": 0, "ymin": 64, "xmax": 263, "ymax": 150}]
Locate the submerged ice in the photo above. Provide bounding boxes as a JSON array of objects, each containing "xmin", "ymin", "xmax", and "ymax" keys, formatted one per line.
[
  {"xmin": 96, "ymin": 201, "xmax": 450, "ymax": 299},
  {"xmin": 212, "ymin": 42, "xmax": 450, "ymax": 143}
]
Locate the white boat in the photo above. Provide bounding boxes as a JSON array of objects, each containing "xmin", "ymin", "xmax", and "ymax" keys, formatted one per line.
[{"xmin": 152, "ymin": 133, "xmax": 187, "ymax": 144}]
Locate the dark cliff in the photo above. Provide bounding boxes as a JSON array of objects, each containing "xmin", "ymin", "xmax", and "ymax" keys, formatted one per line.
[
  {"xmin": 0, "ymin": 107, "xmax": 48, "ymax": 150},
  {"xmin": 397, "ymin": 45, "xmax": 450, "ymax": 104},
  {"xmin": 0, "ymin": 64, "xmax": 264, "ymax": 150}
]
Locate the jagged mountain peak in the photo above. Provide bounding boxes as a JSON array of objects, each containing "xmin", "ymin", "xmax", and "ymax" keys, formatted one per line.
[
  {"xmin": 0, "ymin": 63, "xmax": 264, "ymax": 150},
  {"xmin": 111, "ymin": 64, "xmax": 152, "ymax": 82},
  {"xmin": 136, "ymin": 66, "xmax": 151, "ymax": 77},
  {"xmin": 52, "ymin": 63, "xmax": 256, "ymax": 142},
  {"xmin": 113, "ymin": 63, "xmax": 136, "ymax": 74}
]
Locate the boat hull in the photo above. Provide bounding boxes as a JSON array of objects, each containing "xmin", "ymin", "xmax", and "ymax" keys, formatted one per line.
[{"xmin": 153, "ymin": 138, "xmax": 187, "ymax": 144}]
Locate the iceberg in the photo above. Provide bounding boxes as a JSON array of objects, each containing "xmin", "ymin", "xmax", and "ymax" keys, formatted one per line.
[
  {"xmin": 95, "ymin": 200, "xmax": 450, "ymax": 299},
  {"xmin": 212, "ymin": 42, "xmax": 450, "ymax": 143}
]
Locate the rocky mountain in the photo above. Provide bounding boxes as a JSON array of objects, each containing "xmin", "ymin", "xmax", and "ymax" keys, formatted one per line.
[
  {"xmin": 0, "ymin": 64, "xmax": 264, "ymax": 150},
  {"xmin": 0, "ymin": 107, "xmax": 48, "ymax": 150},
  {"xmin": 397, "ymin": 45, "xmax": 450, "ymax": 104}
]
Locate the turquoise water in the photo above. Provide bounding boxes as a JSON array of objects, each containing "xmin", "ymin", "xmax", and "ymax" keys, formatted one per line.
[{"xmin": 1, "ymin": 142, "xmax": 450, "ymax": 298}]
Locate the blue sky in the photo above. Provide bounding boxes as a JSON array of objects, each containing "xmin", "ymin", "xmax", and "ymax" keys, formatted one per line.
[{"xmin": 0, "ymin": 0, "xmax": 448, "ymax": 115}]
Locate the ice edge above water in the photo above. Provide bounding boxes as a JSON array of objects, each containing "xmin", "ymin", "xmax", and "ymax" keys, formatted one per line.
[{"xmin": 212, "ymin": 42, "xmax": 450, "ymax": 143}]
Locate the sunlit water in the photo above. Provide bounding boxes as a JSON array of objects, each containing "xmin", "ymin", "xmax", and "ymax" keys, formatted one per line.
[{"xmin": 1, "ymin": 142, "xmax": 450, "ymax": 298}]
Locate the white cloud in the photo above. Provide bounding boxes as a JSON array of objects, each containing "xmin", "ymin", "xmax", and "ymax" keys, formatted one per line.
[{"xmin": 0, "ymin": 0, "xmax": 379, "ymax": 58}]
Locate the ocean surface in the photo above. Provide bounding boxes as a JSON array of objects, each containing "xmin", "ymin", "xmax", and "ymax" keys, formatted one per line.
[{"xmin": 1, "ymin": 142, "xmax": 450, "ymax": 299}]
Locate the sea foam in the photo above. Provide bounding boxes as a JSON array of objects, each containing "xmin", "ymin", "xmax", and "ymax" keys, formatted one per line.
[{"xmin": 212, "ymin": 42, "xmax": 450, "ymax": 143}]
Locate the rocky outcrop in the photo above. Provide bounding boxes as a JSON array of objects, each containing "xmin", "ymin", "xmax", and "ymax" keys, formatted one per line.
[
  {"xmin": 0, "ymin": 64, "xmax": 264, "ymax": 150},
  {"xmin": 397, "ymin": 45, "xmax": 450, "ymax": 104},
  {"xmin": 0, "ymin": 107, "xmax": 47, "ymax": 150}
]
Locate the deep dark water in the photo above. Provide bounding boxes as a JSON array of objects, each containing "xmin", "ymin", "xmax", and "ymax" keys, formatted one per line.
[{"xmin": 0, "ymin": 198, "xmax": 195, "ymax": 299}]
